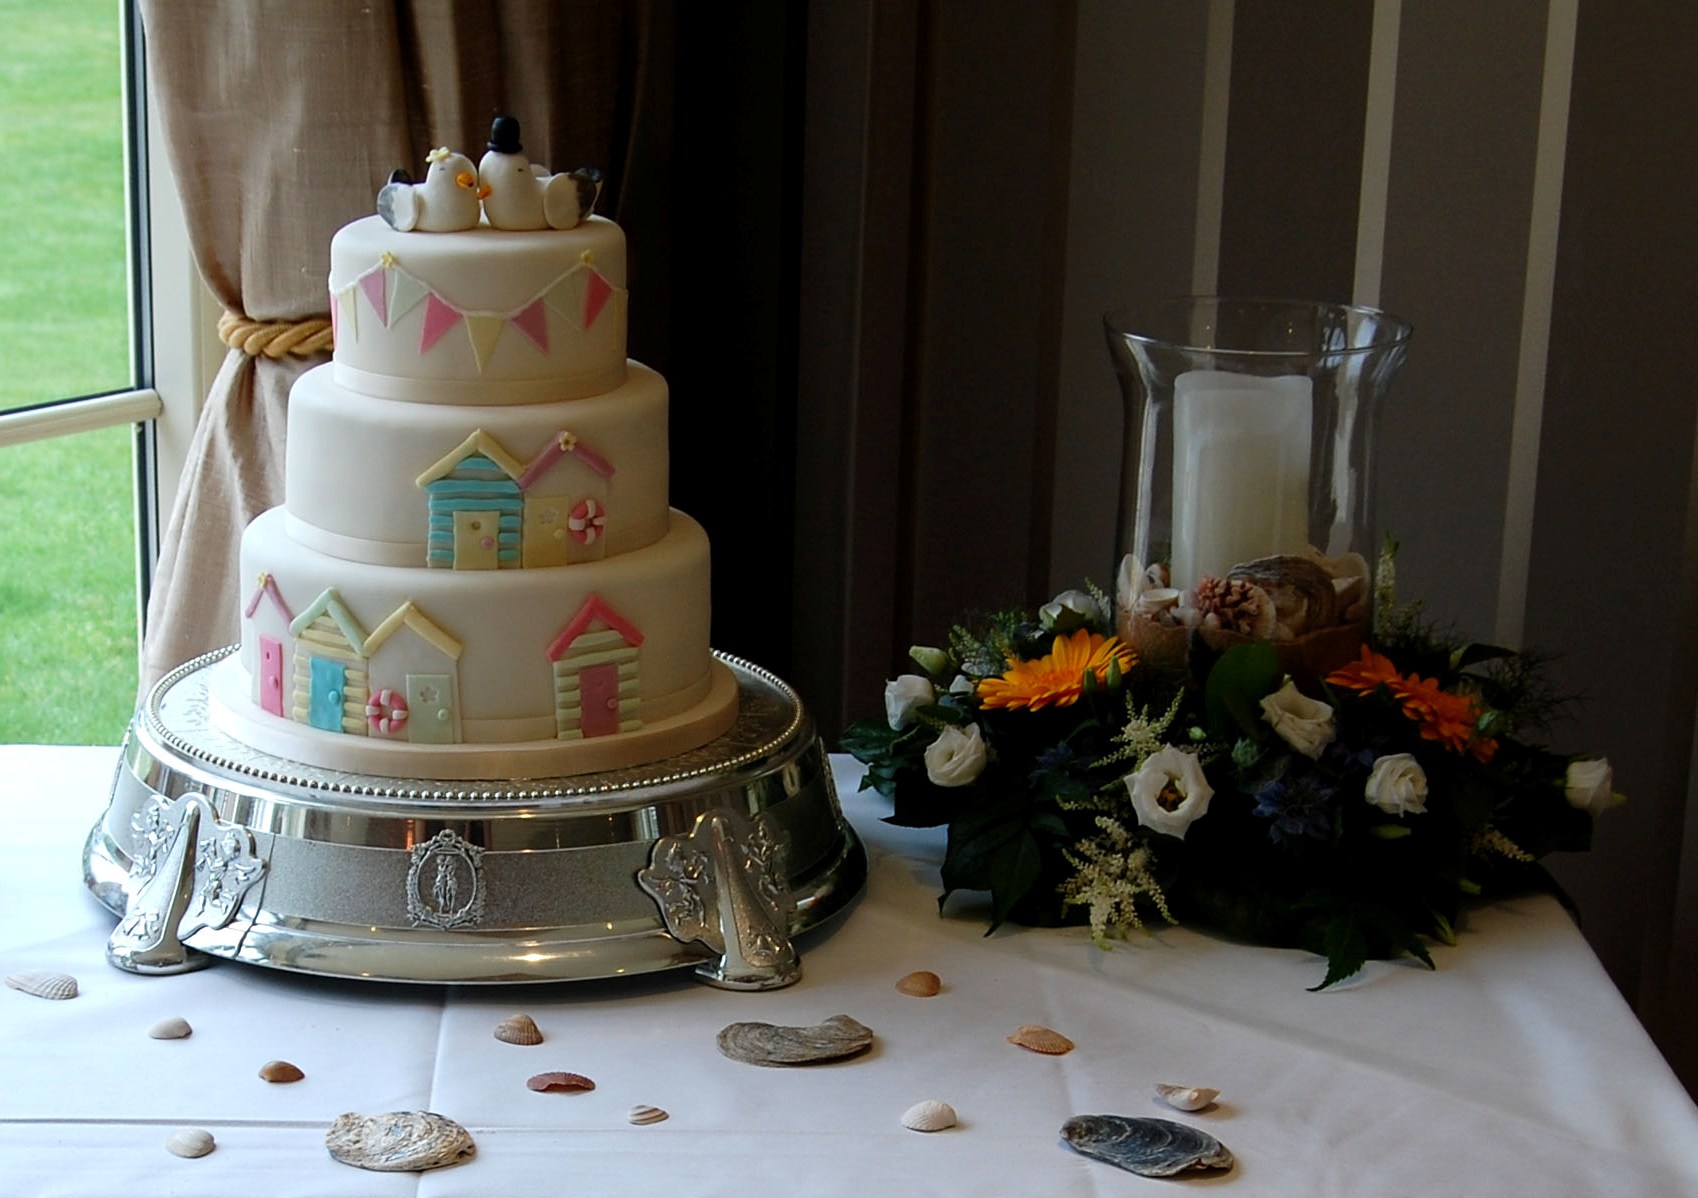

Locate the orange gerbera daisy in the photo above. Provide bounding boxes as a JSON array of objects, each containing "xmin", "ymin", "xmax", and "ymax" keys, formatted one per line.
[
  {"xmin": 1326, "ymin": 646, "xmax": 1404, "ymax": 695},
  {"xmin": 976, "ymin": 629, "xmax": 1136, "ymax": 712},
  {"xmin": 1388, "ymin": 673, "xmax": 1488, "ymax": 756}
]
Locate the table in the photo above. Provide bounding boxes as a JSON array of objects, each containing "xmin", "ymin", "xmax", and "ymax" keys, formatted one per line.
[{"xmin": 5, "ymin": 744, "xmax": 1697, "ymax": 1196}]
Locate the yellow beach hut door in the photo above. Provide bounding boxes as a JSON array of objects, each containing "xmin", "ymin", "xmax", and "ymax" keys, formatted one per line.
[{"xmin": 452, "ymin": 510, "xmax": 501, "ymax": 570}]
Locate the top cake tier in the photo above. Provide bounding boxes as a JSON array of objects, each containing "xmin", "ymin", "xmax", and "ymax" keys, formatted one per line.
[{"xmin": 328, "ymin": 215, "xmax": 628, "ymax": 404}]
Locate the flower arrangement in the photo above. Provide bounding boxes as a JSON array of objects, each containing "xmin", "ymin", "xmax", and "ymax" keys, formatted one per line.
[{"xmin": 841, "ymin": 544, "xmax": 1618, "ymax": 989}]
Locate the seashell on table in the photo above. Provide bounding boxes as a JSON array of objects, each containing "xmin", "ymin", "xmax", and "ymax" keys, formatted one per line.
[
  {"xmin": 1061, "ymin": 1114, "xmax": 1234, "ymax": 1177},
  {"xmin": 5, "ymin": 969, "xmax": 78, "ymax": 1000},
  {"xmin": 526, "ymin": 1071, "xmax": 595, "ymax": 1093},
  {"xmin": 259, "ymin": 1059, "xmax": 305, "ymax": 1083},
  {"xmin": 628, "ymin": 1103, "xmax": 670, "ymax": 1125},
  {"xmin": 164, "ymin": 1127, "xmax": 216, "ymax": 1159},
  {"xmin": 716, "ymin": 1014, "xmax": 874, "ymax": 1066},
  {"xmin": 1006, "ymin": 1024, "xmax": 1074, "ymax": 1055},
  {"xmin": 900, "ymin": 1099, "xmax": 958, "ymax": 1132},
  {"xmin": 148, "ymin": 1016, "xmax": 193, "ymax": 1040},
  {"xmin": 325, "ymin": 1110, "xmax": 476, "ymax": 1173},
  {"xmin": 1154, "ymin": 1082, "xmax": 1220, "ymax": 1112},
  {"xmin": 895, "ymin": 970, "xmax": 942, "ymax": 997},
  {"xmin": 493, "ymin": 1013, "xmax": 544, "ymax": 1045}
]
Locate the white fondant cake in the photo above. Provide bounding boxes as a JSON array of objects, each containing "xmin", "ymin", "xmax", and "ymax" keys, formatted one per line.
[{"xmin": 211, "ymin": 135, "xmax": 736, "ymax": 780}]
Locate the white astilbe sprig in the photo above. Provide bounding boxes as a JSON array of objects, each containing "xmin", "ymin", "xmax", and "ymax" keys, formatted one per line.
[
  {"xmin": 1095, "ymin": 689, "xmax": 1187, "ymax": 771},
  {"xmin": 1058, "ymin": 815, "xmax": 1174, "ymax": 947},
  {"xmin": 1471, "ymin": 826, "xmax": 1534, "ymax": 863}
]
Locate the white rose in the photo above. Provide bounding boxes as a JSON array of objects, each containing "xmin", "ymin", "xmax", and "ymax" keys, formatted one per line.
[
  {"xmin": 1364, "ymin": 753, "xmax": 1428, "ymax": 816},
  {"xmin": 1565, "ymin": 758, "xmax": 1616, "ymax": 817},
  {"xmin": 1259, "ymin": 679, "xmax": 1337, "ymax": 759},
  {"xmin": 884, "ymin": 674, "xmax": 935, "ymax": 730},
  {"xmin": 1040, "ymin": 588, "xmax": 1106, "ymax": 633},
  {"xmin": 1126, "ymin": 746, "xmax": 1214, "ymax": 839},
  {"xmin": 924, "ymin": 723, "xmax": 988, "ymax": 787}
]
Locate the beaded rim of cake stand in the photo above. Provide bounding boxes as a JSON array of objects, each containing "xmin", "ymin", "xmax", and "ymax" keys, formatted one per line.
[{"xmin": 139, "ymin": 646, "xmax": 806, "ymax": 803}]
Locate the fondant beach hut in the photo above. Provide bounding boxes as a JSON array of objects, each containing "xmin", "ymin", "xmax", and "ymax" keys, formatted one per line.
[
  {"xmin": 517, "ymin": 429, "xmax": 617, "ymax": 567},
  {"xmin": 416, "ymin": 430, "xmax": 526, "ymax": 569},
  {"xmin": 547, "ymin": 594, "xmax": 644, "ymax": 740},
  {"xmin": 243, "ymin": 572, "xmax": 294, "ymax": 717},
  {"xmin": 290, "ymin": 588, "xmax": 369, "ymax": 734},
  {"xmin": 361, "ymin": 601, "xmax": 465, "ymax": 744}
]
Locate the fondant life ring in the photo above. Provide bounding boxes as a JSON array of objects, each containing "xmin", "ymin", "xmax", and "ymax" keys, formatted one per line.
[
  {"xmin": 366, "ymin": 687, "xmax": 410, "ymax": 736},
  {"xmin": 569, "ymin": 498, "xmax": 607, "ymax": 544}
]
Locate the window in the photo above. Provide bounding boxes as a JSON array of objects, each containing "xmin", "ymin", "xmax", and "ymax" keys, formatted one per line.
[{"xmin": 0, "ymin": 2, "xmax": 214, "ymax": 744}]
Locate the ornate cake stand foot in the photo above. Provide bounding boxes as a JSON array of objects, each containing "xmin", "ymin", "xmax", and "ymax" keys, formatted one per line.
[
  {"xmin": 639, "ymin": 807, "xmax": 800, "ymax": 990},
  {"xmin": 107, "ymin": 798, "xmax": 208, "ymax": 975}
]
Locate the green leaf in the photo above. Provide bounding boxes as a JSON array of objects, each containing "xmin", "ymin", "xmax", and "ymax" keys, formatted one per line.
[
  {"xmin": 1367, "ymin": 823, "xmax": 1413, "ymax": 840},
  {"xmin": 1310, "ymin": 914, "xmax": 1369, "ymax": 991},
  {"xmin": 1204, "ymin": 641, "xmax": 1282, "ymax": 741}
]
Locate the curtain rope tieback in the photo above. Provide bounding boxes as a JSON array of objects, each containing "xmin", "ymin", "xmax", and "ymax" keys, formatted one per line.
[{"xmin": 218, "ymin": 310, "xmax": 335, "ymax": 359}]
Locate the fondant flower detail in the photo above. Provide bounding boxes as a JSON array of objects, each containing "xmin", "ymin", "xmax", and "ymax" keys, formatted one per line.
[
  {"xmin": 884, "ymin": 674, "xmax": 936, "ymax": 730},
  {"xmin": 976, "ymin": 630, "xmax": 1135, "ymax": 712},
  {"xmin": 1259, "ymin": 679, "xmax": 1337, "ymax": 759},
  {"xmin": 1364, "ymin": 753, "xmax": 1428, "ymax": 816},
  {"xmin": 924, "ymin": 724, "xmax": 987, "ymax": 787},
  {"xmin": 1565, "ymin": 758, "xmax": 1617, "ymax": 816},
  {"xmin": 1126, "ymin": 746, "xmax": 1214, "ymax": 839},
  {"xmin": 569, "ymin": 498, "xmax": 607, "ymax": 544}
]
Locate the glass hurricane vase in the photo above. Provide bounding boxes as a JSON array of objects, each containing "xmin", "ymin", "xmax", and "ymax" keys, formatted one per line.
[{"xmin": 1104, "ymin": 296, "xmax": 1411, "ymax": 684}]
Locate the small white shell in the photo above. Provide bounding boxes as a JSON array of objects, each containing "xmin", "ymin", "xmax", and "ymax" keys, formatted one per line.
[
  {"xmin": 5, "ymin": 969, "xmax": 78, "ymax": 1000},
  {"xmin": 900, "ymin": 1099, "xmax": 958, "ymax": 1132},
  {"xmin": 1133, "ymin": 587, "xmax": 1181, "ymax": 616},
  {"xmin": 628, "ymin": 1104, "xmax": 669, "ymax": 1125},
  {"xmin": 1154, "ymin": 1083, "xmax": 1220, "ymax": 1112},
  {"xmin": 165, "ymin": 1127, "xmax": 216, "ymax": 1158},
  {"xmin": 149, "ymin": 1016, "xmax": 193, "ymax": 1040}
]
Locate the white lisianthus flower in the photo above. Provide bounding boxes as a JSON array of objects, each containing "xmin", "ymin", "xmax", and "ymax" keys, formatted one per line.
[
  {"xmin": 1565, "ymin": 758, "xmax": 1617, "ymax": 817},
  {"xmin": 1259, "ymin": 679, "xmax": 1337, "ymax": 759},
  {"xmin": 1040, "ymin": 588, "xmax": 1106, "ymax": 634},
  {"xmin": 1364, "ymin": 753, "xmax": 1428, "ymax": 816},
  {"xmin": 924, "ymin": 723, "xmax": 987, "ymax": 787},
  {"xmin": 1126, "ymin": 746, "xmax": 1214, "ymax": 839},
  {"xmin": 884, "ymin": 674, "xmax": 935, "ymax": 730}
]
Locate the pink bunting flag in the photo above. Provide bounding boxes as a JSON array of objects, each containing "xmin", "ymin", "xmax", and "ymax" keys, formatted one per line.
[
  {"xmin": 583, "ymin": 271, "xmax": 613, "ymax": 329},
  {"xmin": 419, "ymin": 293, "xmax": 463, "ymax": 354},
  {"xmin": 511, "ymin": 298, "xmax": 549, "ymax": 353},
  {"xmin": 358, "ymin": 267, "xmax": 389, "ymax": 327}
]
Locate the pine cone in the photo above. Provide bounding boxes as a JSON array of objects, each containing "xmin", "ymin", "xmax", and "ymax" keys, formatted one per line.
[{"xmin": 1194, "ymin": 576, "xmax": 1277, "ymax": 638}]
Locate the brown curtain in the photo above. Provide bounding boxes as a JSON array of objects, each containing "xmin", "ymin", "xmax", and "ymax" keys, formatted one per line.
[{"xmin": 138, "ymin": 0, "xmax": 645, "ymax": 693}]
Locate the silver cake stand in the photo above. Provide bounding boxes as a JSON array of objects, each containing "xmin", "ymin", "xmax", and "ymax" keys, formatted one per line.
[{"xmin": 83, "ymin": 648, "xmax": 866, "ymax": 989}]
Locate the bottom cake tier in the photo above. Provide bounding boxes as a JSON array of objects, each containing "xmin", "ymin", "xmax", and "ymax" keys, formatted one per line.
[{"xmin": 224, "ymin": 505, "xmax": 734, "ymax": 779}]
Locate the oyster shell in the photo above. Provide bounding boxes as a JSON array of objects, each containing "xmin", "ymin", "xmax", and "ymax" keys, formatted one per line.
[
  {"xmin": 900, "ymin": 1099, "xmax": 958, "ymax": 1132},
  {"xmin": 1154, "ymin": 1083, "xmax": 1220, "ymax": 1112},
  {"xmin": 148, "ymin": 1016, "xmax": 193, "ymax": 1040},
  {"xmin": 259, "ymin": 1059, "xmax": 305, "ymax": 1083},
  {"xmin": 493, "ymin": 1012, "xmax": 544, "ymax": 1045},
  {"xmin": 325, "ymin": 1111, "xmax": 475, "ymax": 1173},
  {"xmin": 5, "ymin": 969, "xmax": 78, "ymax": 1000},
  {"xmin": 526, "ymin": 1071, "xmax": 595, "ymax": 1093},
  {"xmin": 628, "ymin": 1104, "xmax": 670, "ymax": 1125},
  {"xmin": 1006, "ymin": 1024, "xmax": 1074, "ymax": 1055},
  {"xmin": 895, "ymin": 970, "xmax": 942, "ymax": 997},
  {"xmin": 1061, "ymin": 1114, "xmax": 1234, "ymax": 1177},
  {"xmin": 1228, "ymin": 555, "xmax": 1338, "ymax": 638},
  {"xmin": 716, "ymin": 1013, "xmax": 874, "ymax": 1066},
  {"xmin": 164, "ymin": 1127, "xmax": 216, "ymax": 1159}
]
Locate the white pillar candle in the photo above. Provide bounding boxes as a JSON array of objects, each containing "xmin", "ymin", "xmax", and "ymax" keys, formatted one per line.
[{"xmin": 1170, "ymin": 370, "xmax": 1312, "ymax": 593}]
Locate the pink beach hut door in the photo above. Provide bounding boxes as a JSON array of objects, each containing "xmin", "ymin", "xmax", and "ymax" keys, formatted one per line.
[
  {"xmin": 578, "ymin": 662, "xmax": 622, "ymax": 738},
  {"xmin": 258, "ymin": 636, "xmax": 285, "ymax": 716}
]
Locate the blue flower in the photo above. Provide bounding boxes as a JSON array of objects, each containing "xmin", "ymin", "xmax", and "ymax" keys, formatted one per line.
[{"xmin": 1252, "ymin": 770, "xmax": 1339, "ymax": 843}]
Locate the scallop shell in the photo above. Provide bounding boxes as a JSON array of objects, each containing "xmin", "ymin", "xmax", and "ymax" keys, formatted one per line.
[
  {"xmin": 1228, "ymin": 554, "xmax": 1338, "ymax": 637},
  {"xmin": 1061, "ymin": 1114, "xmax": 1233, "ymax": 1177},
  {"xmin": 895, "ymin": 970, "xmax": 941, "ymax": 997},
  {"xmin": 5, "ymin": 969, "xmax": 78, "ymax": 1000},
  {"xmin": 1006, "ymin": 1024, "xmax": 1074, "ymax": 1055},
  {"xmin": 326, "ymin": 1111, "xmax": 476, "ymax": 1173},
  {"xmin": 493, "ymin": 1013, "xmax": 544, "ymax": 1045},
  {"xmin": 259, "ymin": 1059, "xmax": 305, "ymax": 1083},
  {"xmin": 1154, "ymin": 1083, "xmax": 1220, "ymax": 1112},
  {"xmin": 900, "ymin": 1099, "xmax": 958, "ymax": 1132},
  {"xmin": 164, "ymin": 1127, "xmax": 216, "ymax": 1159},
  {"xmin": 526, "ymin": 1071, "xmax": 595, "ymax": 1093},
  {"xmin": 628, "ymin": 1104, "xmax": 670, "ymax": 1125},
  {"xmin": 148, "ymin": 1016, "xmax": 193, "ymax": 1040},
  {"xmin": 716, "ymin": 1014, "xmax": 874, "ymax": 1066}
]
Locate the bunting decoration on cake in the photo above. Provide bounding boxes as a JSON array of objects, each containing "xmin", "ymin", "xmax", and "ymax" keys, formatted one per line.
[{"xmin": 337, "ymin": 253, "xmax": 623, "ymax": 369}]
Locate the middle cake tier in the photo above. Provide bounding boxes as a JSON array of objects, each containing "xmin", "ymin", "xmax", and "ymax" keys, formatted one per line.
[{"xmin": 285, "ymin": 360, "xmax": 671, "ymax": 567}]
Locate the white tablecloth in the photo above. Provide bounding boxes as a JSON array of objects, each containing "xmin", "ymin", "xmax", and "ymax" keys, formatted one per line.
[{"xmin": 3, "ymin": 743, "xmax": 1696, "ymax": 1196}]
